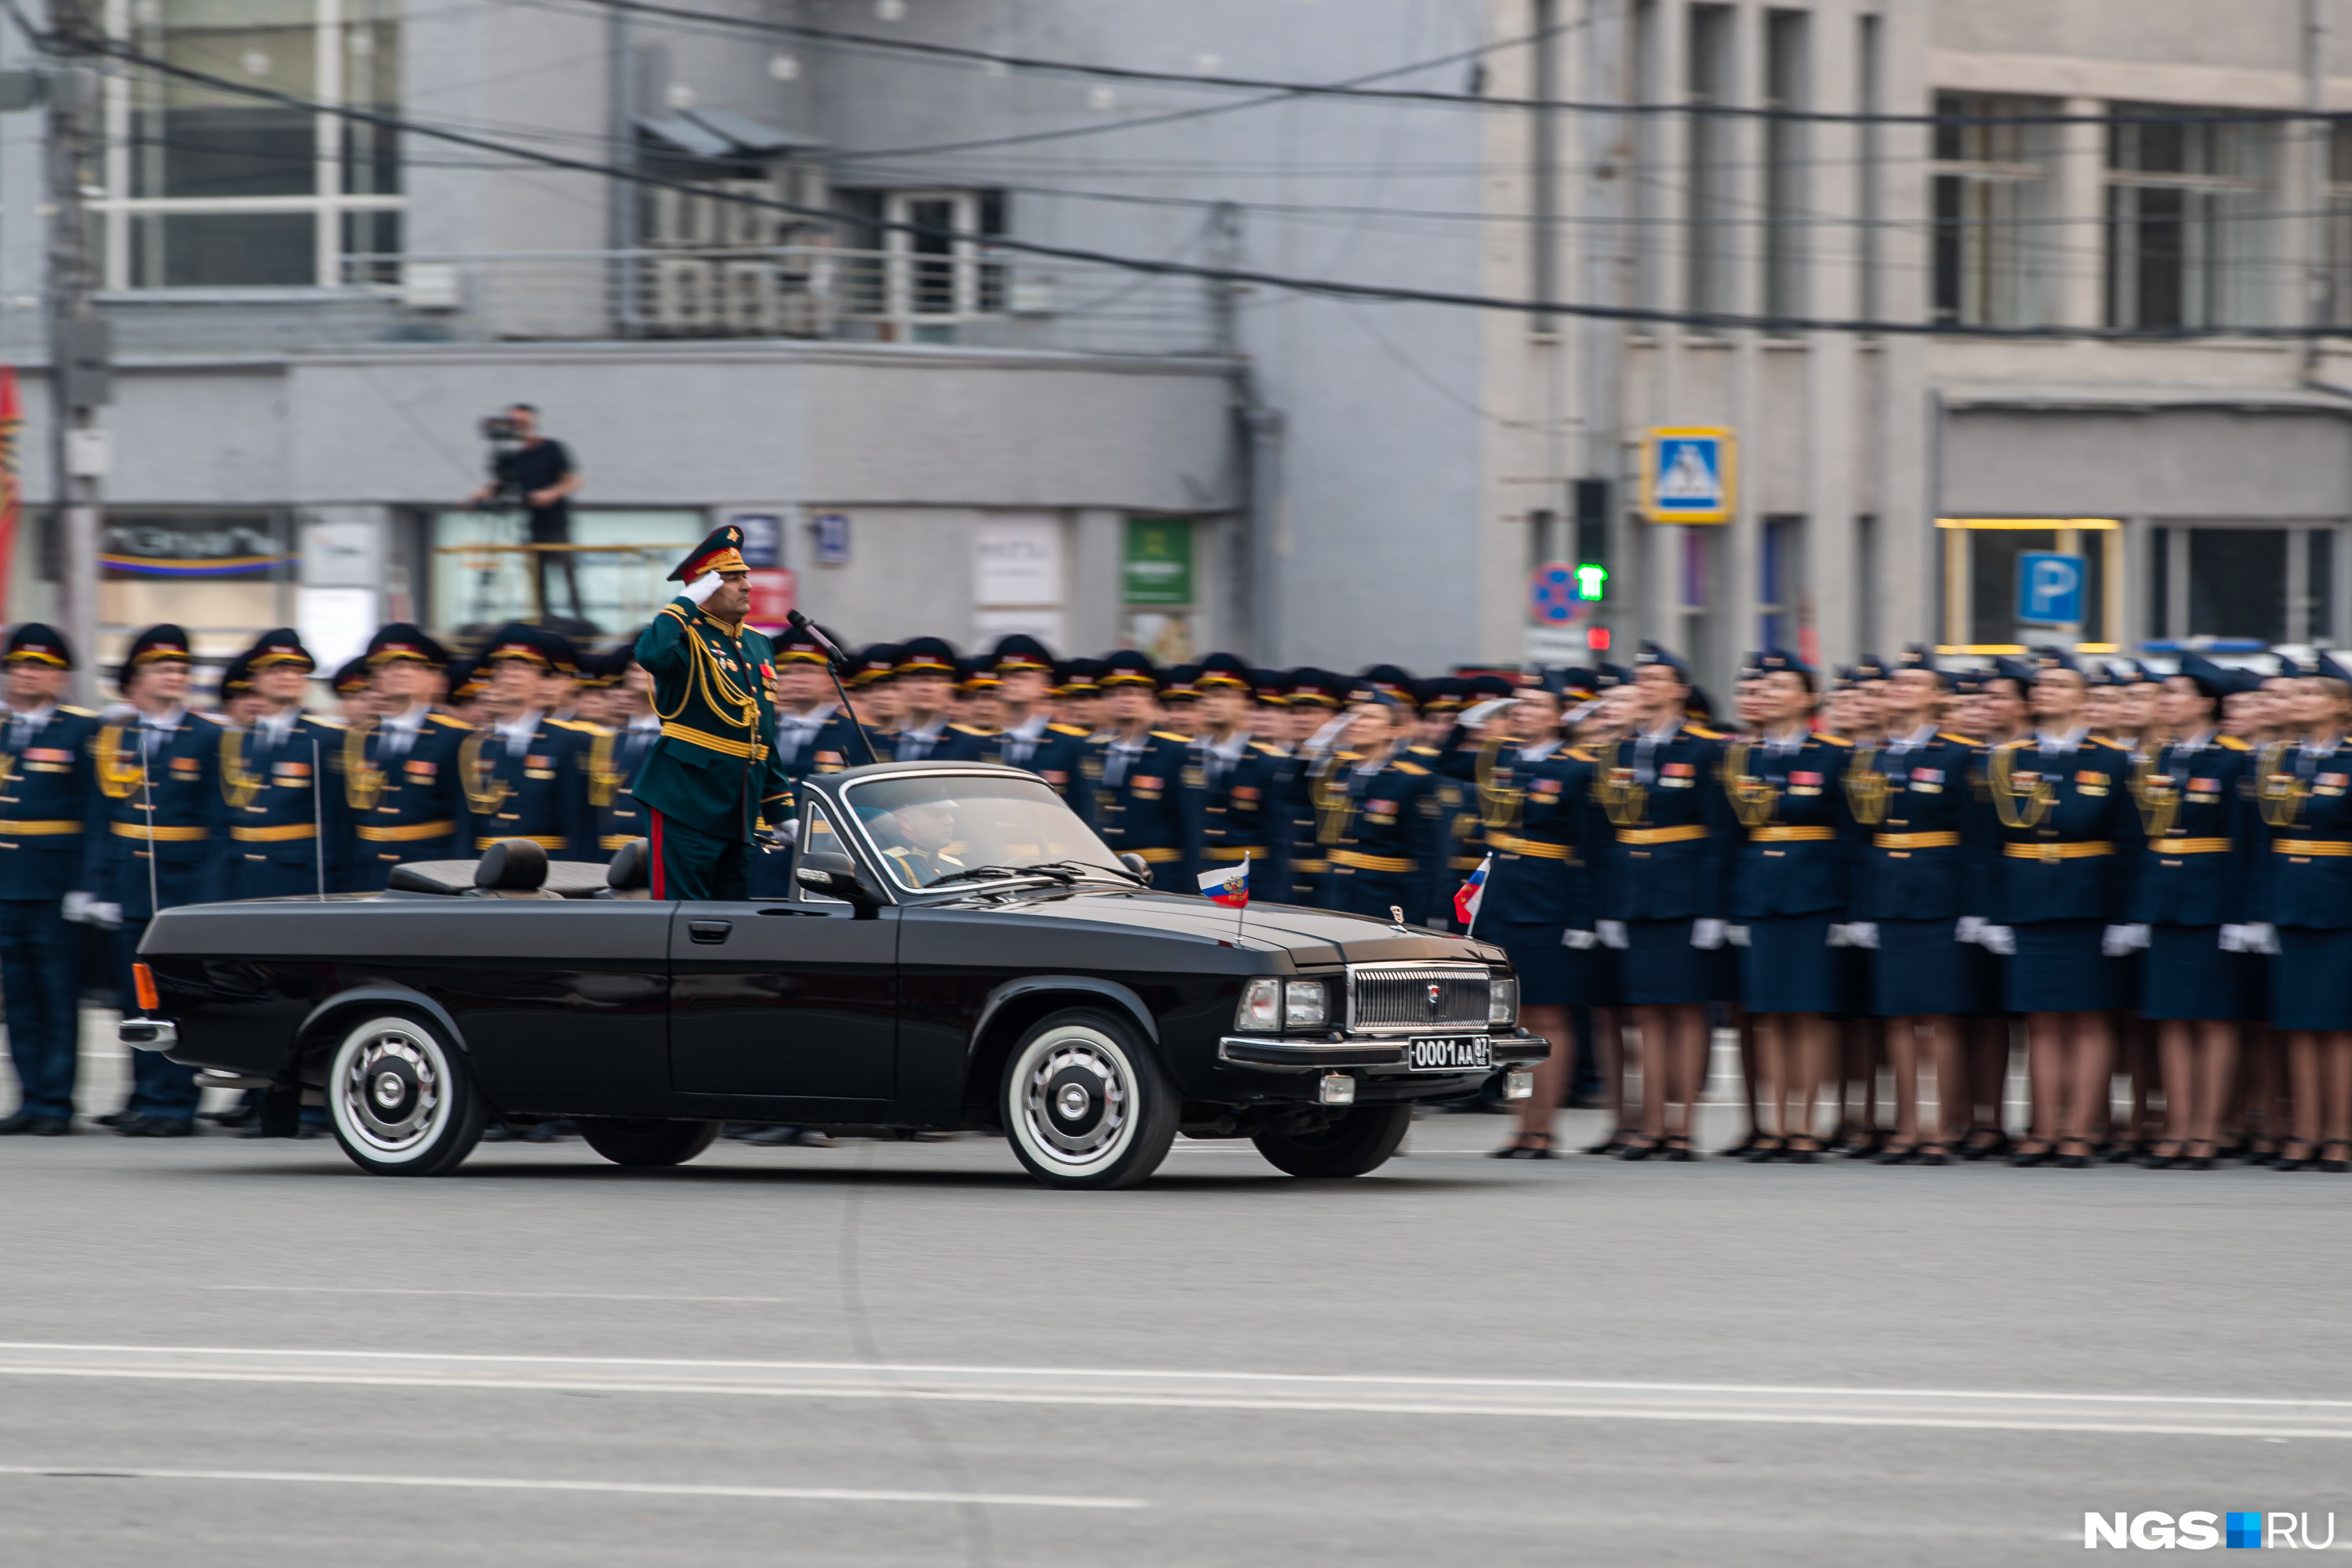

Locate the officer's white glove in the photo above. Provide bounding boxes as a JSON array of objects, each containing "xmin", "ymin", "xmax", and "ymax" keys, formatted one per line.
[
  {"xmin": 62, "ymin": 891, "xmax": 93, "ymax": 924},
  {"xmin": 2100, "ymin": 924, "xmax": 2146, "ymax": 958},
  {"xmin": 1827, "ymin": 924, "xmax": 1851, "ymax": 947},
  {"xmin": 1726, "ymin": 924, "xmax": 1751, "ymax": 948},
  {"xmin": 1977, "ymin": 924, "xmax": 2016, "ymax": 956},
  {"xmin": 2219, "ymin": 924, "xmax": 2251, "ymax": 953},
  {"xmin": 2243, "ymin": 921, "xmax": 2281, "ymax": 956},
  {"xmin": 89, "ymin": 902, "xmax": 122, "ymax": 931},
  {"xmin": 1596, "ymin": 920, "xmax": 1629, "ymax": 950},
  {"xmin": 1690, "ymin": 918, "xmax": 1726, "ymax": 950},
  {"xmin": 1563, "ymin": 928, "xmax": 1598, "ymax": 950},
  {"xmin": 1955, "ymin": 915, "xmax": 1986, "ymax": 945},
  {"xmin": 1846, "ymin": 922, "xmax": 1879, "ymax": 949},
  {"xmin": 682, "ymin": 571, "xmax": 724, "ymax": 605}
]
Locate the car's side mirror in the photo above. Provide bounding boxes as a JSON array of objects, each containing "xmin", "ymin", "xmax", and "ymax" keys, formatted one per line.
[
  {"xmin": 1118, "ymin": 851, "xmax": 1152, "ymax": 884},
  {"xmin": 796, "ymin": 850, "xmax": 885, "ymax": 916}
]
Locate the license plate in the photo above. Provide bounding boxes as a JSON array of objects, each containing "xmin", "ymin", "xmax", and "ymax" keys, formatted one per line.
[{"xmin": 1406, "ymin": 1036, "xmax": 1492, "ymax": 1073}]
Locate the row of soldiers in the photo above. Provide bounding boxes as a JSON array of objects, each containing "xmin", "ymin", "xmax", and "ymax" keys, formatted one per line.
[{"xmin": 1471, "ymin": 641, "xmax": 2352, "ymax": 1175}]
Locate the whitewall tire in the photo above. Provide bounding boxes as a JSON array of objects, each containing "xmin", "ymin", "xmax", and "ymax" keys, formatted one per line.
[{"xmin": 325, "ymin": 1013, "xmax": 488, "ymax": 1177}]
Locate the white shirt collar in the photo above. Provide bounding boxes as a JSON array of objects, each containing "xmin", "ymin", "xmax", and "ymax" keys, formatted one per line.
[
  {"xmin": 1638, "ymin": 718, "xmax": 1682, "ymax": 746},
  {"xmin": 384, "ymin": 701, "xmax": 431, "ymax": 735},
  {"xmin": 6, "ymin": 701, "xmax": 56, "ymax": 730},
  {"xmin": 1005, "ymin": 710, "xmax": 1051, "ymax": 742},
  {"xmin": 259, "ymin": 706, "xmax": 299, "ymax": 742},
  {"xmin": 1888, "ymin": 721, "xmax": 1936, "ymax": 750},
  {"xmin": 498, "ymin": 708, "xmax": 543, "ymax": 747},
  {"xmin": 1517, "ymin": 737, "xmax": 1562, "ymax": 762},
  {"xmin": 2035, "ymin": 725, "xmax": 2089, "ymax": 751}
]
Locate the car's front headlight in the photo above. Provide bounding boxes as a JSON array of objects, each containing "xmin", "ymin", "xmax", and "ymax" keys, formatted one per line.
[
  {"xmin": 1283, "ymin": 979, "xmax": 1327, "ymax": 1029},
  {"xmin": 1489, "ymin": 975, "xmax": 1519, "ymax": 1026},
  {"xmin": 1236, "ymin": 978, "xmax": 1283, "ymax": 1031},
  {"xmin": 1236, "ymin": 978, "xmax": 1329, "ymax": 1032}
]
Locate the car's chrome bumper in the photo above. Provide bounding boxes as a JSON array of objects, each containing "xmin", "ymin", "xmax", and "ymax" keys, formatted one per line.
[
  {"xmin": 118, "ymin": 1018, "xmax": 176, "ymax": 1053},
  {"xmin": 1216, "ymin": 1029, "xmax": 1551, "ymax": 1073}
]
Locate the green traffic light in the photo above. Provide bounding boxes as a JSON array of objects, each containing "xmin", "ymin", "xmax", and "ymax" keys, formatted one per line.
[{"xmin": 1575, "ymin": 564, "xmax": 1607, "ymax": 601}]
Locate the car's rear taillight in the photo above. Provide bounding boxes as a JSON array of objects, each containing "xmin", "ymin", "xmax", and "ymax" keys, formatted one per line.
[{"xmin": 132, "ymin": 963, "xmax": 159, "ymax": 1012}]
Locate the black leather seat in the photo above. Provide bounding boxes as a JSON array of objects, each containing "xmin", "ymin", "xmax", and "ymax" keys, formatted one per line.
[
  {"xmin": 599, "ymin": 837, "xmax": 652, "ymax": 899},
  {"xmin": 464, "ymin": 838, "xmax": 561, "ymax": 899}
]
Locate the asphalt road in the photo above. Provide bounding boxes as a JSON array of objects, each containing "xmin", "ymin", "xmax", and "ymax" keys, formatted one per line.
[{"xmin": 5, "ymin": 1033, "xmax": 2350, "ymax": 1566}]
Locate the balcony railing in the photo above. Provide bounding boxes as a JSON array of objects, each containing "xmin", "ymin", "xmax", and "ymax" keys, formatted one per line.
[{"xmin": 347, "ymin": 245, "xmax": 1227, "ymax": 357}]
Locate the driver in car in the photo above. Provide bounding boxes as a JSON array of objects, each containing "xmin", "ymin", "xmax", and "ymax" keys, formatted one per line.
[{"xmin": 880, "ymin": 799, "xmax": 966, "ymax": 887}]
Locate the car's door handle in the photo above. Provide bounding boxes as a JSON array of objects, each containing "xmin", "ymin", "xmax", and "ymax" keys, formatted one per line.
[{"xmin": 688, "ymin": 920, "xmax": 732, "ymax": 944}]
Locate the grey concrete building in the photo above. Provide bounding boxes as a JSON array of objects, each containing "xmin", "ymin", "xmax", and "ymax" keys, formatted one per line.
[{"xmin": 0, "ymin": 0, "xmax": 2346, "ymax": 690}]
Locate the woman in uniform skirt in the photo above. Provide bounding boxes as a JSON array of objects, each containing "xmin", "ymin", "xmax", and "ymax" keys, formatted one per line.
[
  {"xmin": 2251, "ymin": 662, "xmax": 2352, "ymax": 1173},
  {"xmin": 1721, "ymin": 652, "xmax": 1855, "ymax": 1161},
  {"xmin": 1485, "ymin": 681, "xmax": 1599, "ymax": 1159},
  {"xmin": 2132, "ymin": 655, "xmax": 2258, "ymax": 1170}
]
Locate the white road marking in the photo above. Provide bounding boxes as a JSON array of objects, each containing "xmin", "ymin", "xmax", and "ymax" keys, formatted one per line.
[
  {"xmin": 201, "ymin": 1285, "xmax": 795, "ymax": 1305},
  {"xmin": 0, "ymin": 1343, "xmax": 2339, "ymax": 1439},
  {"xmin": 0, "ymin": 1464, "xmax": 1140, "ymax": 1509}
]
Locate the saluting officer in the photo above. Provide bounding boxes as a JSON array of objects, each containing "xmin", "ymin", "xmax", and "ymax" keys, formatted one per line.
[
  {"xmin": 1846, "ymin": 644, "xmax": 1985, "ymax": 1164},
  {"xmin": 2131, "ymin": 652, "xmax": 2260, "ymax": 1168},
  {"xmin": 1591, "ymin": 642, "xmax": 1734, "ymax": 1161},
  {"xmin": 1083, "ymin": 650, "xmax": 1200, "ymax": 886},
  {"xmin": 343, "ymin": 624, "xmax": 474, "ymax": 889},
  {"xmin": 1979, "ymin": 647, "xmax": 2146, "ymax": 1168},
  {"xmin": 85, "ymin": 625, "xmax": 226, "ymax": 1137},
  {"xmin": 588, "ymin": 644, "xmax": 662, "ymax": 858},
  {"xmin": 0, "ymin": 626, "xmax": 101, "ymax": 1136},
  {"xmin": 1319, "ymin": 684, "xmax": 1449, "ymax": 927},
  {"xmin": 630, "ymin": 525, "xmax": 790, "ymax": 899},
  {"xmin": 973, "ymin": 634, "xmax": 1094, "ymax": 822},
  {"xmin": 461, "ymin": 623, "xmax": 598, "ymax": 860},
  {"xmin": 216, "ymin": 629, "xmax": 346, "ymax": 900},
  {"xmin": 1192, "ymin": 652, "xmax": 1290, "ymax": 896}
]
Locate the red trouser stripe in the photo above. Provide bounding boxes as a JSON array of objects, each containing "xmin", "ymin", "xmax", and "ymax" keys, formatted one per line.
[{"xmin": 648, "ymin": 807, "xmax": 666, "ymax": 900}]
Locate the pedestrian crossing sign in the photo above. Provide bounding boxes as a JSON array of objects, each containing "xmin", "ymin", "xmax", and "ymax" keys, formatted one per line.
[{"xmin": 1642, "ymin": 428, "xmax": 1736, "ymax": 524}]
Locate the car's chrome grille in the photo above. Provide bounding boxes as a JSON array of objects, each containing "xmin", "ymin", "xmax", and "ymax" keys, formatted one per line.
[{"xmin": 1346, "ymin": 964, "xmax": 1490, "ymax": 1034}]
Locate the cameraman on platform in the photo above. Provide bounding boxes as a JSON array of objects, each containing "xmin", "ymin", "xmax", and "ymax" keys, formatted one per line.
[{"xmin": 470, "ymin": 404, "xmax": 583, "ymax": 624}]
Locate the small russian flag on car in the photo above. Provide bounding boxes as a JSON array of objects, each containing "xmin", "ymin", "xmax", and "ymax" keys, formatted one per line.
[
  {"xmin": 1454, "ymin": 854, "xmax": 1492, "ymax": 927},
  {"xmin": 1198, "ymin": 860, "xmax": 1250, "ymax": 908}
]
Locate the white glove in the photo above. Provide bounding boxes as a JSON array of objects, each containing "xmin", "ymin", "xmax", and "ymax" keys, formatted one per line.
[
  {"xmin": 1846, "ymin": 921, "xmax": 1879, "ymax": 949},
  {"xmin": 682, "ymin": 572, "xmax": 724, "ymax": 605},
  {"xmin": 2219, "ymin": 924, "xmax": 2251, "ymax": 953},
  {"xmin": 1690, "ymin": 918, "xmax": 1726, "ymax": 950},
  {"xmin": 1955, "ymin": 915, "xmax": 1986, "ymax": 945},
  {"xmin": 62, "ymin": 891, "xmax": 93, "ymax": 924},
  {"xmin": 1563, "ymin": 928, "xmax": 1598, "ymax": 950},
  {"xmin": 89, "ymin": 902, "xmax": 122, "ymax": 931},
  {"xmin": 1596, "ymin": 920, "xmax": 1628, "ymax": 950},
  {"xmin": 1726, "ymin": 924, "xmax": 1751, "ymax": 948},
  {"xmin": 2100, "ymin": 924, "xmax": 2148, "ymax": 958},
  {"xmin": 2244, "ymin": 921, "xmax": 2281, "ymax": 956},
  {"xmin": 1977, "ymin": 924, "xmax": 2016, "ymax": 956},
  {"xmin": 2125, "ymin": 924, "xmax": 2151, "ymax": 951}
]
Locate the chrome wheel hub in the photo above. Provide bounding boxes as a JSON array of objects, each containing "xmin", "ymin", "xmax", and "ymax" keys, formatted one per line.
[
  {"xmin": 1025, "ymin": 1041, "xmax": 1127, "ymax": 1164},
  {"xmin": 342, "ymin": 1032, "xmax": 441, "ymax": 1152}
]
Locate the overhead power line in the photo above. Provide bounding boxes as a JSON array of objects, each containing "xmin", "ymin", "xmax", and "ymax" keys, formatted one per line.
[
  {"xmin": 550, "ymin": 0, "xmax": 2352, "ymax": 130},
  {"xmin": 21, "ymin": 22, "xmax": 2352, "ymax": 344}
]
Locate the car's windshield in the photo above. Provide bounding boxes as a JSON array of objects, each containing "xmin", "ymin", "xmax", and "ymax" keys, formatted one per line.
[{"xmin": 844, "ymin": 773, "xmax": 1124, "ymax": 891}]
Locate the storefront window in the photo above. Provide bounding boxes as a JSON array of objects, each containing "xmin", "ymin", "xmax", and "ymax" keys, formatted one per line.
[
  {"xmin": 427, "ymin": 510, "xmax": 705, "ymax": 641},
  {"xmin": 2187, "ymin": 528, "xmax": 2285, "ymax": 644},
  {"xmin": 1940, "ymin": 519, "xmax": 2118, "ymax": 654},
  {"xmin": 96, "ymin": 510, "xmax": 295, "ymax": 675}
]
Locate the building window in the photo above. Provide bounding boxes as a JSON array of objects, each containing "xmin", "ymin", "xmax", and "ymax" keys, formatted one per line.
[
  {"xmin": 103, "ymin": 0, "xmax": 401, "ymax": 290},
  {"xmin": 2105, "ymin": 105, "xmax": 2271, "ymax": 330},
  {"xmin": 2328, "ymin": 124, "xmax": 2352, "ymax": 325},
  {"xmin": 1684, "ymin": 5, "xmax": 1737, "ymax": 321},
  {"xmin": 1931, "ymin": 93, "xmax": 2057, "ymax": 327},
  {"xmin": 1762, "ymin": 11, "xmax": 1808, "ymax": 324},
  {"xmin": 1759, "ymin": 514, "xmax": 1804, "ymax": 656},
  {"xmin": 1937, "ymin": 518, "xmax": 2120, "ymax": 654},
  {"xmin": 835, "ymin": 187, "xmax": 1007, "ymax": 341}
]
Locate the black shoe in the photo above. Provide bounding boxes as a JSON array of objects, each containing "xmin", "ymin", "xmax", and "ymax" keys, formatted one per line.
[
  {"xmin": 207, "ymin": 1106, "xmax": 260, "ymax": 1130},
  {"xmin": 739, "ymin": 1125, "xmax": 832, "ymax": 1148},
  {"xmin": 1914, "ymin": 1144, "xmax": 1951, "ymax": 1166},
  {"xmin": 2057, "ymin": 1152, "xmax": 2090, "ymax": 1169},
  {"xmin": 125, "ymin": 1117, "xmax": 194, "ymax": 1138},
  {"xmin": 1874, "ymin": 1144, "xmax": 1918, "ymax": 1166},
  {"xmin": 2186, "ymin": 1156, "xmax": 2215, "ymax": 1171},
  {"xmin": 479, "ymin": 1123, "xmax": 515, "ymax": 1142},
  {"xmin": 514, "ymin": 1122, "xmax": 556, "ymax": 1144},
  {"xmin": 0, "ymin": 1109, "xmax": 42, "ymax": 1135},
  {"xmin": 1583, "ymin": 1131, "xmax": 1632, "ymax": 1156},
  {"xmin": 1615, "ymin": 1138, "xmax": 1659, "ymax": 1162},
  {"xmin": 2009, "ymin": 1143, "xmax": 2055, "ymax": 1167},
  {"xmin": 1744, "ymin": 1138, "xmax": 1786, "ymax": 1164},
  {"xmin": 1958, "ymin": 1130, "xmax": 2013, "ymax": 1163},
  {"xmin": 28, "ymin": 1115, "xmax": 71, "ymax": 1136},
  {"xmin": 94, "ymin": 1109, "xmax": 140, "ymax": 1128},
  {"xmin": 1662, "ymin": 1138, "xmax": 1697, "ymax": 1162},
  {"xmin": 1715, "ymin": 1134, "xmax": 1759, "ymax": 1160}
]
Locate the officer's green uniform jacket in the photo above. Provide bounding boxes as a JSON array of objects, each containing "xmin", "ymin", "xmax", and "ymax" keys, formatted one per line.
[{"xmin": 631, "ymin": 597, "xmax": 790, "ymax": 840}]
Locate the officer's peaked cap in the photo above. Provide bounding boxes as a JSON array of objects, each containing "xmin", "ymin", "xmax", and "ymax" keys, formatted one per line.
[
  {"xmin": 668, "ymin": 524, "xmax": 748, "ymax": 582},
  {"xmin": 483, "ymin": 622, "xmax": 579, "ymax": 676},
  {"xmin": 3, "ymin": 622, "xmax": 71, "ymax": 669},
  {"xmin": 1098, "ymin": 648, "xmax": 1160, "ymax": 688},
  {"xmin": 895, "ymin": 637, "xmax": 959, "ymax": 677},
  {"xmin": 990, "ymin": 633, "xmax": 1056, "ymax": 673},
  {"xmin": 367, "ymin": 622, "xmax": 449, "ymax": 669}
]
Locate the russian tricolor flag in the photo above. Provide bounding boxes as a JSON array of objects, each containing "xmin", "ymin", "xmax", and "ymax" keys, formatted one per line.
[
  {"xmin": 1454, "ymin": 854, "xmax": 1493, "ymax": 927},
  {"xmin": 1198, "ymin": 860, "xmax": 1250, "ymax": 908}
]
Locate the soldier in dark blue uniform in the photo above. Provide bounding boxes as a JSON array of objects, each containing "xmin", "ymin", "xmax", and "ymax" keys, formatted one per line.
[
  {"xmin": 589, "ymin": 644, "xmax": 662, "ymax": 858},
  {"xmin": 1719, "ymin": 650, "xmax": 1858, "ymax": 1163},
  {"xmin": 887, "ymin": 637, "xmax": 988, "ymax": 763},
  {"xmin": 85, "ymin": 626, "xmax": 226, "ymax": 1136},
  {"xmin": 1591, "ymin": 642, "xmax": 1733, "ymax": 1160},
  {"xmin": 343, "ymin": 624, "xmax": 474, "ymax": 890},
  {"xmin": 769, "ymin": 623, "xmax": 875, "ymax": 782},
  {"xmin": 1480, "ymin": 675, "xmax": 1599, "ymax": 1160},
  {"xmin": 1190, "ymin": 652, "xmax": 1290, "ymax": 897},
  {"xmin": 2130, "ymin": 652, "xmax": 2259, "ymax": 1169},
  {"xmin": 1978, "ymin": 648, "xmax": 2146, "ymax": 1167},
  {"xmin": 1083, "ymin": 651, "xmax": 1200, "ymax": 887},
  {"xmin": 460, "ymin": 624, "xmax": 597, "ymax": 860},
  {"xmin": 1319, "ymin": 684, "xmax": 1449, "ymax": 927},
  {"xmin": 843, "ymin": 643, "xmax": 904, "ymax": 738},
  {"xmin": 0, "ymin": 626, "xmax": 102, "ymax": 1135},
  {"xmin": 972, "ymin": 634, "xmax": 1095, "ymax": 825},
  {"xmin": 1283, "ymin": 669, "xmax": 1348, "ymax": 906},
  {"xmin": 216, "ymin": 629, "xmax": 347, "ymax": 901},
  {"xmin": 1842, "ymin": 644, "xmax": 1986, "ymax": 1164}
]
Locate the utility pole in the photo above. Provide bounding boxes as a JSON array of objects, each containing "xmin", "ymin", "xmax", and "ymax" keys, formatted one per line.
[{"xmin": 41, "ymin": 0, "xmax": 107, "ymax": 706}]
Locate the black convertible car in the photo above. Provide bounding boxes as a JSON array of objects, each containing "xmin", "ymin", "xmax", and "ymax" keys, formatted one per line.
[{"xmin": 123, "ymin": 761, "xmax": 1547, "ymax": 1189}]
